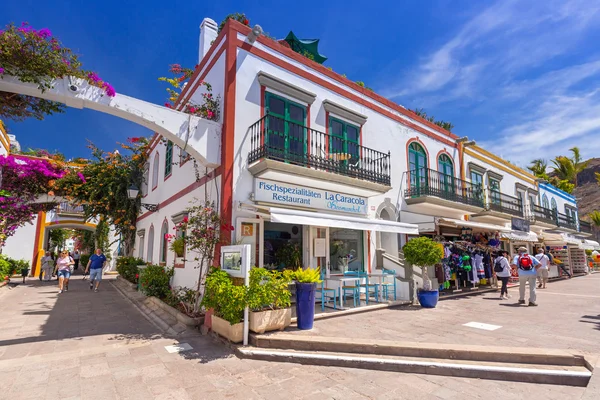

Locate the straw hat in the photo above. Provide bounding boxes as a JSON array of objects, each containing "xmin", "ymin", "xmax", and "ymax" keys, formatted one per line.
[{"xmin": 518, "ymin": 247, "xmax": 528, "ymax": 252}]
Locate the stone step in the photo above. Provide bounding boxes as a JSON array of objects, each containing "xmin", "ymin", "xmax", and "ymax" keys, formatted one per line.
[
  {"xmin": 237, "ymin": 347, "xmax": 592, "ymax": 387},
  {"xmin": 252, "ymin": 334, "xmax": 589, "ymax": 367}
]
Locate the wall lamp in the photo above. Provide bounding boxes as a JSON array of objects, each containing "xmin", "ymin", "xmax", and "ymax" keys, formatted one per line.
[
  {"xmin": 247, "ymin": 25, "xmax": 263, "ymax": 44},
  {"xmin": 127, "ymin": 184, "xmax": 159, "ymax": 212}
]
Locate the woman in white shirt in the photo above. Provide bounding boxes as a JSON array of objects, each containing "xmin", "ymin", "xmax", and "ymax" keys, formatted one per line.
[
  {"xmin": 535, "ymin": 248, "xmax": 550, "ymax": 289},
  {"xmin": 494, "ymin": 250, "xmax": 512, "ymax": 300},
  {"xmin": 40, "ymin": 251, "xmax": 54, "ymax": 281}
]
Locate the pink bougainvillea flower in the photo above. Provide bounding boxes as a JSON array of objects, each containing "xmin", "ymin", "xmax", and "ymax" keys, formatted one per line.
[
  {"xmin": 206, "ymin": 110, "xmax": 214, "ymax": 119},
  {"xmin": 127, "ymin": 137, "xmax": 141, "ymax": 143},
  {"xmin": 38, "ymin": 28, "xmax": 52, "ymax": 38},
  {"xmin": 0, "ymin": 67, "xmax": 4, "ymax": 75},
  {"xmin": 182, "ymin": 216, "xmax": 188, "ymax": 223},
  {"xmin": 188, "ymin": 107, "xmax": 197, "ymax": 114},
  {"xmin": 102, "ymin": 82, "xmax": 116, "ymax": 97},
  {"xmin": 77, "ymin": 172, "xmax": 86, "ymax": 183}
]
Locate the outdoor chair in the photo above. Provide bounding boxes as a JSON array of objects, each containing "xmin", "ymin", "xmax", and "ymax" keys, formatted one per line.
[
  {"xmin": 317, "ymin": 267, "xmax": 337, "ymax": 311},
  {"xmin": 341, "ymin": 271, "xmax": 363, "ymax": 308}
]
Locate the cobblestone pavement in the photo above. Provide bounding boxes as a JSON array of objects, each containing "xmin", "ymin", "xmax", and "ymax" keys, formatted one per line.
[{"xmin": 0, "ymin": 273, "xmax": 597, "ymax": 399}]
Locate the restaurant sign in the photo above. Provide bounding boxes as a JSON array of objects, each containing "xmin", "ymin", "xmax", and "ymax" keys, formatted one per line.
[
  {"xmin": 511, "ymin": 217, "xmax": 531, "ymax": 233},
  {"xmin": 254, "ymin": 178, "xmax": 368, "ymax": 215}
]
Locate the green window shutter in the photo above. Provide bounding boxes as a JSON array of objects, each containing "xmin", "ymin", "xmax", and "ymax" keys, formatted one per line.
[{"xmin": 165, "ymin": 141, "xmax": 173, "ymax": 177}]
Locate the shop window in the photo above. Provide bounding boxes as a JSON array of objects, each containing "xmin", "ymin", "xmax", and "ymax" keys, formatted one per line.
[
  {"xmin": 164, "ymin": 141, "xmax": 173, "ymax": 177},
  {"xmin": 264, "ymin": 92, "xmax": 307, "ymax": 162},
  {"xmin": 330, "ymin": 228, "xmax": 364, "ymax": 273},
  {"xmin": 408, "ymin": 142, "xmax": 427, "ymax": 192},
  {"xmin": 147, "ymin": 225, "xmax": 155, "ymax": 263},
  {"xmin": 328, "ymin": 116, "xmax": 360, "ymax": 165},
  {"xmin": 542, "ymin": 194, "xmax": 550, "ymax": 209},
  {"xmin": 152, "ymin": 154, "xmax": 159, "ymax": 189},
  {"xmin": 489, "ymin": 177, "xmax": 501, "ymax": 205},
  {"xmin": 263, "ymin": 222, "xmax": 303, "ymax": 270},
  {"xmin": 160, "ymin": 220, "xmax": 168, "ymax": 263}
]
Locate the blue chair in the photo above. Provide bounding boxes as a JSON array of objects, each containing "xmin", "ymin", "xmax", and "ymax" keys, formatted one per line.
[
  {"xmin": 317, "ymin": 268, "xmax": 337, "ymax": 311},
  {"xmin": 358, "ymin": 273, "xmax": 379, "ymax": 304},
  {"xmin": 341, "ymin": 271, "xmax": 362, "ymax": 308},
  {"xmin": 379, "ymin": 269, "xmax": 397, "ymax": 301}
]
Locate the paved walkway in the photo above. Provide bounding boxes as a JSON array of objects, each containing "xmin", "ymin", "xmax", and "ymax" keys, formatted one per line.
[{"xmin": 0, "ymin": 273, "xmax": 596, "ymax": 399}]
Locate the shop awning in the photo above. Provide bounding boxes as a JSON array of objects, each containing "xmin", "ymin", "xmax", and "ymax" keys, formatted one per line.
[
  {"xmin": 268, "ymin": 207, "xmax": 420, "ymax": 235},
  {"xmin": 542, "ymin": 232, "xmax": 582, "ymax": 245},
  {"xmin": 437, "ymin": 218, "xmax": 509, "ymax": 232},
  {"xmin": 500, "ymin": 231, "xmax": 539, "ymax": 242},
  {"xmin": 580, "ymin": 239, "xmax": 600, "ymax": 250}
]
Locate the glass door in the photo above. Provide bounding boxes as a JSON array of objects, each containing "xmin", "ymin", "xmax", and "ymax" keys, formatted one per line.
[
  {"xmin": 409, "ymin": 142, "xmax": 427, "ymax": 196},
  {"xmin": 437, "ymin": 154, "xmax": 454, "ymax": 195},
  {"xmin": 265, "ymin": 92, "xmax": 307, "ymax": 163}
]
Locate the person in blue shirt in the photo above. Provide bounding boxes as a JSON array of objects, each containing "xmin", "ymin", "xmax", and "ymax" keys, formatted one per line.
[
  {"xmin": 511, "ymin": 247, "xmax": 540, "ymax": 306},
  {"xmin": 85, "ymin": 248, "xmax": 107, "ymax": 292}
]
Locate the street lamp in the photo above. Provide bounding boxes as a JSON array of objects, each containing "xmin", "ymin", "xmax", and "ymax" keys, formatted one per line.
[{"xmin": 127, "ymin": 184, "xmax": 159, "ymax": 212}]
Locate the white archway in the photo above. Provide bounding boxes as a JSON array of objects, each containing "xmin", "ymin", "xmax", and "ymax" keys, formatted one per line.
[
  {"xmin": 0, "ymin": 75, "xmax": 221, "ymax": 167},
  {"xmin": 376, "ymin": 198, "xmax": 400, "ymax": 257}
]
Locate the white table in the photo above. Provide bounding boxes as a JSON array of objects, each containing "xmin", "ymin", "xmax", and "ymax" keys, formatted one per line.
[{"xmin": 324, "ymin": 275, "xmax": 364, "ymax": 310}]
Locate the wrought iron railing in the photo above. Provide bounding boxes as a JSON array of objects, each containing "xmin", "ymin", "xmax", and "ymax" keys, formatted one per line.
[
  {"xmin": 529, "ymin": 204, "xmax": 557, "ymax": 225},
  {"xmin": 57, "ymin": 202, "xmax": 85, "ymax": 215},
  {"xmin": 486, "ymin": 189, "xmax": 523, "ymax": 217},
  {"xmin": 557, "ymin": 211, "xmax": 578, "ymax": 231},
  {"xmin": 248, "ymin": 114, "xmax": 391, "ymax": 185},
  {"xmin": 404, "ymin": 168, "xmax": 485, "ymax": 208},
  {"xmin": 579, "ymin": 220, "xmax": 593, "ymax": 234}
]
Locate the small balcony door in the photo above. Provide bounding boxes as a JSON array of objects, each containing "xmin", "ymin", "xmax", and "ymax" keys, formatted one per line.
[
  {"xmin": 328, "ymin": 117, "xmax": 360, "ymax": 167},
  {"xmin": 409, "ymin": 142, "xmax": 427, "ymax": 196},
  {"xmin": 265, "ymin": 92, "xmax": 307, "ymax": 163},
  {"xmin": 437, "ymin": 154, "xmax": 455, "ymax": 195}
]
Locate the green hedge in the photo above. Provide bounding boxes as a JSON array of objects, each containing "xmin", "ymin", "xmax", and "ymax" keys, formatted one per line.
[
  {"xmin": 116, "ymin": 256, "xmax": 146, "ymax": 284},
  {"xmin": 139, "ymin": 264, "xmax": 174, "ymax": 299},
  {"xmin": 0, "ymin": 256, "xmax": 29, "ymax": 280}
]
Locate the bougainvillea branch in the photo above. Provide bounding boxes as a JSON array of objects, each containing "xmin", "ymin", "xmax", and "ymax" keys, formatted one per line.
[{"xmin": 0, "ymin": 22, "xmax": 116, "ymax": 121}]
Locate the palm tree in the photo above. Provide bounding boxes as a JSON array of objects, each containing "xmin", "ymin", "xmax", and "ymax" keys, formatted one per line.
[
  {"xmin": 552, "ymin": 147, "xmax": 588, "ymax": 188},
  {"xmin": 590, "ymin": 211, "xmax": 600, "ymax": 228},
  {"xmin": 528, "ymin": 159, "xmax": 548, "ymax": 179}
]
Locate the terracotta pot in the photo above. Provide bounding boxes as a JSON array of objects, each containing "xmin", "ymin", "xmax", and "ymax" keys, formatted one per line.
[
  {"xmin": 249, "ymin": 308, "xmax": 291, "ymax": 334},
  {"xmin": 211, "ymin": 315, "xmax": 244, "ymax": 343}
]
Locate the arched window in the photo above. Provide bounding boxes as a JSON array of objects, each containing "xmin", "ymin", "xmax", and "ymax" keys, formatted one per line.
[
  {"xmin": 152, "ymin": 153, "xmax": 160, "ymax": 189},
  {"xmin": 408, "ymin": 142, "xmax": 427, "ymax": 191},
  {"xmin": 141, "ymin": 162, "xmax": 149, "ymax": 196},
  {"xmin": 147, "ymin": 225, "xmax": 155, "ymax": 263},
  {"xmin": 542, "ymin": 194, "xmax": 549, "ymax": 209},
  {"xmin": 438, "ymin": 154, "xmax": 453, "ymax": 177},
  {"xmin": 160, "ymin": 220, "xmax": 169, "ymax": 263},
  {"xmin": 551, "ymin": 198, "xmax": 557, "ymax": 211},
  {"xmin": 138, "ymin": 233, "xmax": 145, "ymax": 259}
]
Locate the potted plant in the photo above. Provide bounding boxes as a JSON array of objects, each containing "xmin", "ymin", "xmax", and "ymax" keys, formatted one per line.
[
  {"xmin": 170, "ymin": 236, "xmax": 186, "ymax": 266},
  {"xmin": 276, "ymin": 242, "xmax": 302, "ymax": 270},
  {"xmin": 293, "ymin": 268, "xmax": 322, "ymax": 330},
  {"xmin": 402, "ymin": 237, "xmax": 444, "ymax": 308},
  {"xmin": 202, "ymin": 268, "xmax": 247, "ymax": 343},
  {"xmin": 247, "ymin": 267, "xmax": 293, "ymax": 334}
]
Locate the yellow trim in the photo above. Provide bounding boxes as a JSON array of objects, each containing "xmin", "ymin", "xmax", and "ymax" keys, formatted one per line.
[
  {"xmin": 464, "ymin": 146, "xmax": 536, "ymax": 185},
  {"xmin": 47, "ymin": 220, "xmax": 97, "ymax": 229},
  {"xmin": 33, "ymin": 212, "xmax": 47, "ymax": 278}
]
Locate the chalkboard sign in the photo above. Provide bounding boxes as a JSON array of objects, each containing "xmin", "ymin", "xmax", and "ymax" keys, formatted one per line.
[{"xmin": 511, "ymin": 217, "xmax": 530, "ymax": 232}]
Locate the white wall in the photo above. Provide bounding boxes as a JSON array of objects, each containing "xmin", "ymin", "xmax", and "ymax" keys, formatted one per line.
[
  {"xmin": 2, "ymin": 217, "xmax": 37, "ymax": 264},
  {"xmin": 538, "ymin": 182, "xmax": 577, "ymax": 214}
]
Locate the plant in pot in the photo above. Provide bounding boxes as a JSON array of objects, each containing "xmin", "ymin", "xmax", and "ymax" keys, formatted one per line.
[
  {"xmin": 292, "ymin": 268, "xmax": 322, "ymax": 330},
  {"xmin": 169, "ymin": 236, "xmax": 186, "ymax": 267},
  {"xmin": 276, "ymin": 241, "xmax": 302, "ymax": 270},
  {"xmin": 202, "ymin": 267, "xmax": 248, "ymax": 343},
  {"xmin": 402, "ymin": 237, "xmax": 444, "ymax": 308},
  {"xmin": 247, "ymin": 267, "xmax": 294, "ymax": 334}
]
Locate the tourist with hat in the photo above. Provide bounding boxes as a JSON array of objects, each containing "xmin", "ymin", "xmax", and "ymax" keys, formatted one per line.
[{"xmin": 511, "ymin": 246, "xmax": 540, "ymax": 306}]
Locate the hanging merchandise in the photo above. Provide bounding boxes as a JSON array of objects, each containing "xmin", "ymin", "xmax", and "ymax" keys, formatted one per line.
[{"xmin": 461, "ymin": 227, "xmax": 473, "ymax": 242}]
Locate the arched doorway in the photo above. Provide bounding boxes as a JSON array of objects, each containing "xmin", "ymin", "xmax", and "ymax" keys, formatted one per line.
[{"xmin": 379, "ymin": 208, "xmax": 399, "ymax": 257}]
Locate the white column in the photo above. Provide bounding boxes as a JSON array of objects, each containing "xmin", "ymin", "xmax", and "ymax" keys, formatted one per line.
[{"xmin": 199, "ymin": 18, "xmax": 218, "ymax": 63}]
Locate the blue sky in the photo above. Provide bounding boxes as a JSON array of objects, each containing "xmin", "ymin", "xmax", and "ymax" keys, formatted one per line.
[{"xmin": 3, "ymin": 0, "xmax": 600, "ymax": 166}]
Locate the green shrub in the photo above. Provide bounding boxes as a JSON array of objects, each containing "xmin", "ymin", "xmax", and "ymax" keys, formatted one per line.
[
  {"xmin": 80, "ymin": 254, "xmax": 90, "ymax": 269},
  {"xmin": 0, "ymin": 256, "xmax": 28, "ymax": 280},
  {"xmin": 116, "ymin": 256, "xmax": 145, "ymax": 283},
  {"xmin": 402, "ymin": 237, "xmax": 444, "ymax": 267},
  {"xmin": 0, "ymin": 257, "xmax": 11, "ymax": 280},
  {"xmin": 202, "ymin": 268, "xmax": 247, "ymax": 325},
  {"xmin": 139, "ymin": 264, "xmax": 173, "ymax": 299},
  {"xmin": 247, "ymin": 268, "xmax": 293, "ymax": 312}
]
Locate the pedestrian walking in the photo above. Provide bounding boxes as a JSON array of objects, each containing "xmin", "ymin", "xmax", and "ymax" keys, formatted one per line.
[
  {"xmin": 535, "ymin": 248, "xmax": 550, "ymax": 289},
  {"xmin": 494, "ymin": 250, "xmax": 512, "ymax": 299},
  {"xmin": 54, "ymin": 251, "xmax": 74, "ymax": 294},
  {"xmin": 85, "ymin": 248, "xmax": 107, "ymax": 293},
  {"xmin": 511, "ymin": 247, "xmax": 540, "ymax": 306},
  {"xmin": 40, "ymin": 251, "xmax": 54, "ymax": 282},
  {"xmin": 73, "ymin": 250, "xmax": 81, "ymax": 270}
]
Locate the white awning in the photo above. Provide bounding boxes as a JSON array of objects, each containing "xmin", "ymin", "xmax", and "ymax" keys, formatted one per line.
[
  {"xmin": 268, "ymin": 207, "xmax": 420, "ymax": 235},
  {"xmin": 580, "ymin": 240, "xmax": 600, "ymax": 250},
  {"xmin": 437, "ymin": 218, "xmax": 509, "ymax": 232},
  {"xmin": 542, "ymin": 232, "xmax": 582, "ymax": 245},
  {"xmin": 500, "ymin": 231, "xmax": 539, "ymax": 242}
]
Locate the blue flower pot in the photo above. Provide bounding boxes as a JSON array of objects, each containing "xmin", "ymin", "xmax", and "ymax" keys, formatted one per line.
[
  {"xmin": 295, "ymin": 282, "xmax": 317, "ymax": 330},
  {"xmin": 417, "ymin": 290, "xmax": 439, "ymax": 308}
]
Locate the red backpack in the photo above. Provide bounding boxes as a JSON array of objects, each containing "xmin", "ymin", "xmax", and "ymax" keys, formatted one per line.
[{"xmin": 518, "ymin": 254, "xmax": 534, "ymax": 270}]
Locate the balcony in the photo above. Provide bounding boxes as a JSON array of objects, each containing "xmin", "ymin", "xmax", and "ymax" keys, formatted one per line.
[
  {"xmin": 248, "ymin": 115, "xmax": 391, "ymax": 195},
  {"xmin": 579, "ymin": 220, "xmax": 593, "ymax": 235},
  {"xmin": 528, "ymin": 204, "xmax": 558, "ymax": 227},
  {"xmin": 404, "ymin": 168, "xmax": 485, "ymax": 215},
  {"xmin": 470, "ymin": 189, "xmax": 524, "ymax": 224},
  {"xmin": 557, "ymin": 211, "xmax": 578, "ymax": 232}
]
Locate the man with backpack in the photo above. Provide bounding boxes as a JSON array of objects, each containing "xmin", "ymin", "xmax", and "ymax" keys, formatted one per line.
[{"xmin": 512, "ymin": 247, "xmax": 541, "ymax": 306}]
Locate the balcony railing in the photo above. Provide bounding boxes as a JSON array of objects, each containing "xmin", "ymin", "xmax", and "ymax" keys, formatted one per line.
[
  {"xmin": 248, "ymin": 114, "xmax": 391, "ymax": 185},
  {"xmin": 486, "ymin": 189, "xmax": 523, "ymax": 217},
  {"xmin": 57, "ymin": 202, "xmax": 85, "ymax": 215},
  {"xmin": 529, "ymin": 204, "xmax": 557, "ymax": 225},
  {"xmin": 579, "ymin": 220, "xmax": 593, "ymax": 234},
  {"xmin": 557, "ymin": 211, "xmax": 578, "ymax": 231},
  {"xmin": 404, "ymin": 168, "xmax": 485, "ymax": 208}
]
